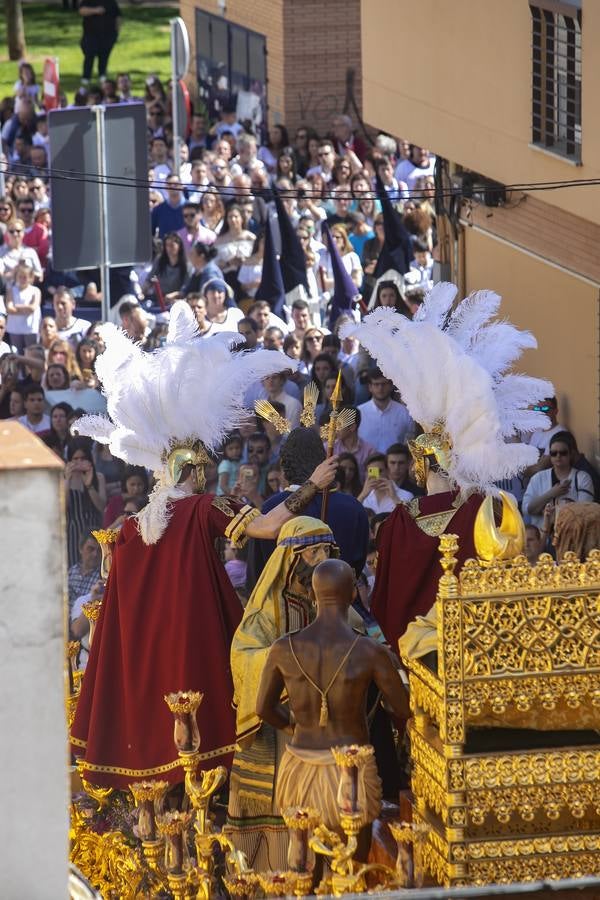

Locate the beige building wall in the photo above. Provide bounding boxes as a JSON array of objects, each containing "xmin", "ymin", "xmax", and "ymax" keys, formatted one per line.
[
  {"xmin": 361, "ymin": 0, "xmax": 600, "ymax": 225},
  {"xmin": 282, "ymin": 0, "xmax": 362, "ymax": 135},
  {"xmin": 1, "ymin": 424, "xmax": 70, "ymax": 898},
  {"xmin": 362, "ymin": 0, "xmax": 600, "ymax": 455},
  {"xmin": 181, "ymin": 0, "xmax": 363, "ymax": 134},
  {"xmin": 465, "ymin": 227, "xmax": 599, "ymax": 460}
]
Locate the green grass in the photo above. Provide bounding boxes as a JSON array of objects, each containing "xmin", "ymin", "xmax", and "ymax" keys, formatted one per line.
[{"xmin": 0, "ymin": 3, "xmax": 176, "ymax": 101}]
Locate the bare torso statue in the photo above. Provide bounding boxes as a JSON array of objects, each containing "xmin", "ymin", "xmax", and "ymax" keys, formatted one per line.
[{"xmin": 257, "ymin": 558, "xmax": 409, "ymax": 852}]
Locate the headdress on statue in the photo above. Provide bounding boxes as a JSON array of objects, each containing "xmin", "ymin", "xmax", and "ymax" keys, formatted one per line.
[
  {"xmin": 74, "ymin": 301, "xmax": 297, "ymax": 544},
  {"xmin": 255, "ymin": 374, "xmax": 355, "ymax": 439},
  {"xmin": 341, "ymin": 282, "xmax": 554, "ymax": 495}
]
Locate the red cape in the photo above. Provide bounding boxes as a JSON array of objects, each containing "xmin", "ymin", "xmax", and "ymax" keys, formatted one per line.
[
  {"xmin": 71, "ymin": 494, "xmax": 244, "ymax": 788},
  {"xmin": 371, "ymin": 492, "xmax": 483, "ymax": 648}
]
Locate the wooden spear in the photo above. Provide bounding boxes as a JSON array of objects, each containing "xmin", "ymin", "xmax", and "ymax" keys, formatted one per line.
[{"xmin": 320, "ymin": 370, "xmax": 343, "ymax": 523}]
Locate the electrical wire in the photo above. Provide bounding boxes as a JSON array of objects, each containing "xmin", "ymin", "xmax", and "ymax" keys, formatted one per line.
[{"xmin": 5, "ymin": 159, "xmax": 600, "ymax": 203}]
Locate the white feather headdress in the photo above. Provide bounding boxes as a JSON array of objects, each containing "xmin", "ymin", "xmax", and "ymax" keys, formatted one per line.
[
  {"xmin": 340, "ymin": 283, "xmax": 553, "ymax": 495},
  {"xmin": 75, "ymin": 301, "xmax": 297, "ymax": 542}
]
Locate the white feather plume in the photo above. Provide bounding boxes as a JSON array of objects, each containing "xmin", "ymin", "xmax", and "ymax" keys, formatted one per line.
[
  {"xmin": 444, "ymin": 290, "xmax": 501, "ymax": 344},
  {"xmin": 341, "ymin": 285, "xmax": 553, "ymax": 494},
  {"xmin": 73, "ymin": 414, "xmax": 114, "ymax": 444},
  {"xmin": 413, "ymin": 281, "xmax": 457, "ymax": 328},
  {"xmin": 80, "ymin": 299, "xmax": 298, "ymax": 473},
  {"xmin": 166, "ymin": 300, "xmax": 200, "ymax": 345}
]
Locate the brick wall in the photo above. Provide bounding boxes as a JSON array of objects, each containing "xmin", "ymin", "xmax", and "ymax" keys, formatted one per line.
[
  {"xmin": 180, "ymin": 0, "xmax": 363, "ymax": 137},
  {"xmin": 283, "ymin": 0, "xmax": 362, "ymax": 135}
]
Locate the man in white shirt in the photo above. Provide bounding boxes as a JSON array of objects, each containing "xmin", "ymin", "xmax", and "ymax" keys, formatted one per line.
[
  {"xmin": 30, "ymin": 177, "xmax": 50, "ymax": 211},
  {"xmin": 248, "ymin": 300, "xmax": 289, "ymax": 344},
  {"xmin": 287, "ymin": 298, "xmax": 315, "ymax": 342},
  {"xmin": 188, "ymin": 113, "xmax": 208, "ymax": 154},
  {"xmin": 527, "ymin": 396, "xmax": 565, "ymax": 455},
  {"xmin": 262, "ymin": 371, "xmax": 302, "ymax": 428},
  {"xmin": 306, "ymin": 140, "xmax": 336, "ymax": 184},
  {"xmin": 394, "ymin": 146, "xmax": 436, "ymax": 197},
  {"xmin": 18, "ymin": 384, "xmax": 50, "ymax": 433},
  {"xmin": 229, "ymin": 134, "xmax": 259, "ymax": 177},
  {"xmin": 186, "ymin": 160, "xmax": 211, "ymax": 203},
  {"xmin": 358, "ymin": 451, "xmax": 413, "ymax": 514},
  {"xmin": 522, "ymin": 431, "xmax": 594, "ymax": 528},
  {"xmin": 410, "ymin": 240, "xmax": 434, "ymax": 289},
  {"xmin": 244, "ymin": 364, "xmax": 302, "ymax": 409},
  {"xmin": 119, "ymin": 300, "xmax": 151, "ymax": 347},
  {"xmin": 53, "ymin": 288, "xmax": 90, "ymax": 347},
  {"xmin": 375, "ymin": 158, "xmax": 407, "ymax": 203},
  {"xmin": 149, "ymin": 136, "xmax": 172, "ymax": 197},
  {"xmin": 357, "ymin": 369, "xmax": 415, "ymax": 453}
]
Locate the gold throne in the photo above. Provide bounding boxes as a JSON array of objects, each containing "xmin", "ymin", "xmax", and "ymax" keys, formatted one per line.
[{"xmin": 403, "ymin": 535, "xmax": 600, "ymax": 887}]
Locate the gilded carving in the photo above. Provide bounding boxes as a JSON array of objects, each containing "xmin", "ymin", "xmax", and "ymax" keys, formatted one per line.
[{"xmin": 406, "ymin": 540, "xmax": 600, "ymax": 888}]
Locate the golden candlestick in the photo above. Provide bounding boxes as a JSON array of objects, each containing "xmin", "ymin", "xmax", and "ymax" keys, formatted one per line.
[
  {"xmin": 331, "ymin": 744, "xmax": 374, "ymax": 819},
  {"xmin": 258, "ymin": 871, "xmax": 299, "ymax": 897},
  {"xmin": 223, "ymin": 872, "xmax": 260, "ymax": 900},
  {"xmin": 81, "ymin": 599, "xmax": 102, "ymax": 650},
  {"xmin": 389, "ymin": 820, "xmax": 429, "ymax": 889},
  {"xmin": 130, "ymin": 779, "xmax": 169, "ymax": 842},
  {"xmin": 283, "ymin": 807, "xmax": 320, "ymax": 877},
  {"xmin": 67, "ymin": 640, "xmax": 81, "ymax": 688},
  {"xmin": 164, "ymin": 690, "xmax": 203, "ymax": 752},
  {"xmin": 167, "ymin": 872, "xmax": 188, "ymax": 900},
  {"xmin": 67, "ymin": 640, "xmax": 83, "ymax": 729},
  {"xmin": 141, "ymin": 838, "xmax": 165, "ymax": 876},
  {"xmin": 75, "ymin": 758, "xmax": 113, "ymax": 810},
  {"xmin": 91, "ymin": 528, "xmax": 119, "ymax": 581},
  {"xmin": 308, "ymin": 744, "xmax": 403, "ymax": 896},
  {"xmin": 157, "ymin": 809, "xmax": 193, "ymax": 874},
  {"xmin": 164, "ymin": 688, "xmax": 250, "ymax": 900}
]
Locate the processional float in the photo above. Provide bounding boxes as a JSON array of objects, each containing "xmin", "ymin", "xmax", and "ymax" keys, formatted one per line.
[{"xmin": 67, "ymin": 521, "xmax": 600, "ymax": 896}]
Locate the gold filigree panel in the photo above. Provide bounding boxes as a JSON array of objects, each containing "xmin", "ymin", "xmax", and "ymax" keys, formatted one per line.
[
  {"xmin": 464, "ymin": 749, "xmax": 600, "ymax": 789},
  {"xmin": 468, "ymin": 852, "xmax": 600, "ymax": 885},
  {"xmin": 410, "ymin": 675, "xmax": 444, "ymax": 728},
  {"xmin": 409, "ymin": 726, "xmax": 447, "ymax": 787},
  {"xmin": 411, "ymin": 767, "xmax": 451, "ymax": 823},
  {"xmin": 468, "ymin": 783, "xmax": 600, "ymax": 827},
  {"xmin": 464, "ymin": 674, "xmax": 600, "ymax": 729},
  {"xmin": 461, "ymin": 592, "xmax": 600, "ymax": 677},
  {"xmin": 468, "ymin": 833, "xmax": 600, "ymax": 859},
  {"xmin": 459, "ymin": 550, "xmax": 600, "ymax": 597}
]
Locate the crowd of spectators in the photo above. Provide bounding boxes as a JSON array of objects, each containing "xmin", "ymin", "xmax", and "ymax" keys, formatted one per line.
[{"xmin": 2, "ymin": 61, "xmax": 598, "ymax": 651}]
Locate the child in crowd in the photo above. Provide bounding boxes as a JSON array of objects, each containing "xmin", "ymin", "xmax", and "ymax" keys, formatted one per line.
[
  {"xmin": 223, "ymin": 538, "xmax": 248, "ymax": 604},
  {"xmin": 217, "ymin": 433, "xmax": 243, "ymax": 495},
  {"xmin": 5, "ymin": 262, "xmax": 41, "ymax": 353},
  {"xmin": 13, "ymin": 62, "xmax": 40, "ymax": 106}
]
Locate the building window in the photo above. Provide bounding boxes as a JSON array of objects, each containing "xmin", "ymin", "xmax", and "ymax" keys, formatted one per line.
[
  {"xmin": 530, "ymin": 2, "xmax": 582, "ymax": 162},
  {"xmin": 195, "ymin": 11, "xmax": 267, "ymax": 135}
]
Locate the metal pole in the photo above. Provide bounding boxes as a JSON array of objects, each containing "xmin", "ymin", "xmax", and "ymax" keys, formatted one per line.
[
  {"xmin": 94, "ymin": 105, "xmax": 111, "ymax": 322},
  {"xmin": 0, "ymin": 152, "xmax": 6, "ymax": 196},
  {"xmin": 171, "ymin": 21, "xmax": 181, "ymax": 180}
]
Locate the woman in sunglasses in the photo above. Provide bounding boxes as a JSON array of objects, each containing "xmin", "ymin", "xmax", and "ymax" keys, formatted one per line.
[
  {"xmin": 522, "ymin": 430, "xmax": 594, "ymax": 530},
  {"xmin": 0, "ymin": 218, "xmax": 43, "ymax": 283},
  {"xmin": 0, "ymin": 197, "xmax": 16, "ymax": 239}
]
